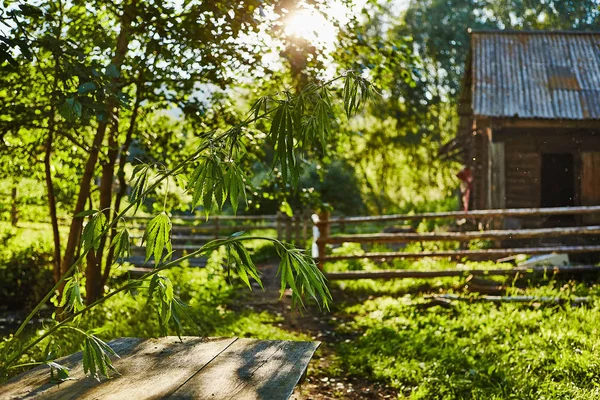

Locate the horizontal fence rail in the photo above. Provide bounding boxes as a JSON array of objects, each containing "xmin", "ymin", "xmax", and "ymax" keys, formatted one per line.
[
  {"xmin": 325, "ymin": 205, "xmax": 600, "ymax": 225},
  {"xmin": 322, "ymin": 225, "xmax": 600, "ymax": 244},
  {"xmin": 322, "ymin": 245, "xmax": 600, "ymax": 262},
  {"xmin": 325, "ymin": 264, "xmax": 600, "ymax": 280},
  {"xmin": 312, "ymin": 206, "xmax": 600, "ymax": 266}
]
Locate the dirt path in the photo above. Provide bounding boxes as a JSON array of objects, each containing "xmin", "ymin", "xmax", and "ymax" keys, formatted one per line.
[{"xmin": 235, "ymin": 263, "xmax": 398, "ymax": 399}]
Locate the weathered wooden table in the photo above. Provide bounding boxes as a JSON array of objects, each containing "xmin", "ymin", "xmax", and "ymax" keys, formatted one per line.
[{"xmin": 1, "ymin": 336, "xmax": 320, "ymax": 400}]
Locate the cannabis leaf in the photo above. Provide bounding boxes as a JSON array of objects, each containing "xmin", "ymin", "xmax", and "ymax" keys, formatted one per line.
[
  {"xmin": 342, "ymin": 72, "xmax": 373, "ymax": 118},
  {"xmin": 142, "ymin": 212, "xmax": 171, "ymax": 264},
  {"xmin": 82, "ymin": 333, "xmax": 119, "ymax": 380},
  {"xmin": 110, "ymin": 229, "xmax": 131, "ymax": 262},
  {"xmin": 188, "ymin": 154, "xmax": 226, "ymax": 214},
  {"xmin": 59, "ymin": 277, "xmax": 84, "ymax": 321},
  {"xmin": 130, "ymin": 164, "xmax": 151, "ymax": 213},
  {"xmin": 224, "ymin": 163, "xmax": 247, "ymax": 214},
  {"xmin": 300, "ymin": 88, "xmax": 332, "ymax": 152},
  {"xmin": 147, "ymin": 274, "xmax": 174, "ymax": 336},
  {"xmin": 270, "ymin": 101, "xmax": 297, "ymax": 184},
  {"xmin": 248, "ymin": 95, "xmax": 269, "ymax": 120},
  {"xmin": 81, "ymin": 211, "xmax": 107, "ymax": 251},
  {"xmin": 226, "ymin": 241, "xmax": 262, "ymax": 290},
  {"xmin": 47, "ymin": 361, "xmax": 70, "ymax": 382},
  {"xmin": 275, "ymin": 242, "xmax": 331, "ymax": 310}
]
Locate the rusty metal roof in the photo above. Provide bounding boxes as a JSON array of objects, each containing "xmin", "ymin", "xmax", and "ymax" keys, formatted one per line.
[{"xmin": 470, "ymin": 31, "xmax": 600, "ymax": 120}]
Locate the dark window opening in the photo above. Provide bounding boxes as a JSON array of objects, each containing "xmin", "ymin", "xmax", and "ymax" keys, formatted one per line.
[{"xmin": 541, "ymin": 153, "xmax": 575, "ymax": 226}]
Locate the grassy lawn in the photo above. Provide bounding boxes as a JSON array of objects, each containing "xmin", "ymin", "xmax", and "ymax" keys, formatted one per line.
[{"xmin": 303, "ymin": 244, "xmax": 600, "ymax": 399}]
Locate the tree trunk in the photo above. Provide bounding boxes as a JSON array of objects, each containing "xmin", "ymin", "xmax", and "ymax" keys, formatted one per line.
[
  {"xmin": 59, "ymin": 1, "xmax": 136, "ymax": 305},
  {"xmin": 60, "ymin": 121, "xmax": 109, "ymax": 278},
  {"xmin": 86, "ymin": 122, "xmax": 119, "ymax": 303},
  {"xmin": 44, "ymin": 123, "xmax": 62, "ymax": 284},
  {"xmin": 102, "ymin": 85, "xmax": 142, "ymax": 287}
]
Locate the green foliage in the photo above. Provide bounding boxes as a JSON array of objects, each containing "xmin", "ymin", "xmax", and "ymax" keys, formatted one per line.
[
  {"xmin": 0, "ymin": 227, "xmax": 54, "ymax": 311},
  {"xmin": 1, "ymin": 0, "xmax": 376, "ymax": 379},
  {"xmin": 334, "ymin": 285, "xmax": 600, "ymax": 399},
  {"xmin": 59, "ymin": 277, "xmax": 85, "ymax": 320},
  {"xmin": 224, "ymin": 163, "xmax": 248, "ymax": 215},
  {"xmin": 142, "ymin": 212, "xmax": 172, "ymax": 264},
  {"xmin": 275, "ymin": 242, "xmax": 331, "ymax": 309},
  {"xmin": 146, "ymin": 274, "xmax": 176, "ymax": 337},
  {"xmin": 188, "ymin": 153, "xmax": 227, "ymax": 213},
  {"xmin": 226, "ymin": 241, "xmax": 263, "ymax": 290},
  {"xmin": 110, "ymin": 229, "xmax": 131, "ymax": 262},
  {"xmin": 129, "ymin": 165, "xmax": 151, "ymax": 213},
  {"xmin": 81, "ymin": 332, "xmax": 119, "ymax": 381},
  {"xmin": 80, "ymin": 211, "xmax": 107, "ymax": 252}
]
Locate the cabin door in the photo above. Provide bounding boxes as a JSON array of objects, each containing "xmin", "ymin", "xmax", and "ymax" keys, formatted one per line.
[
  {"xmin": 541, "ymin": 153, "xmax": 575, "ymax": 207},
  {"xmin": 581, "ymin": 152, "xmax": 600, "ymax": 223},
  {"xmin": 541, "ymin": 153, "xmax": 575, "ymax": 226}
]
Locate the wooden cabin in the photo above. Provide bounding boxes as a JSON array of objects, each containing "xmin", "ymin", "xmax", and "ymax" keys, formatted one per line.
[{"xmin": 454, "ymin": 30, "xmax": 600, "ymax": 227}]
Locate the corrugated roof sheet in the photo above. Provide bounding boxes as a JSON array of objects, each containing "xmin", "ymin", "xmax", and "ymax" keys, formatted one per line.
[{"xmin": 471, "ymin": 31, "xmax": 600, "ymax": 120}]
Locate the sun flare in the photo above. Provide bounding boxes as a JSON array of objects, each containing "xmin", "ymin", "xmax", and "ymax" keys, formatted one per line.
[{"xmin": 283, "ymin": 8, "xmax": 337, "ymax": 46}]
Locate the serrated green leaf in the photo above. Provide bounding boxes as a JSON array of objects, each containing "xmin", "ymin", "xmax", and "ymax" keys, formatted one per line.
[
  {"xmin": 129, "ymin": 164, "xmax": 150, "ymax": 213},
  {"xmin": 81, "ymin": 212, "xmax": 106, "ymax": 252},
  {"xmin": 232, "ymin": 242, "xmax": 262, "ymax": 290},
  {"xmin": 142, "ymin": 212, "xmax": 171, "ymax": 264},
  {"xmin": 75, "ymin": 209, "xmax": 98, "ymax": 217},
  {"xmin": 110, "ymin": 229, "xmax": 130, "ymax": 261},
  {"xmin": 47, "ymin": 361, "xmax": 70, "ymax": 382}
]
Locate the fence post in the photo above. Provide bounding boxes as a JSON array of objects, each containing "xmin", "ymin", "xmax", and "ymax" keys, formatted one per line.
[
  {"xmin": 276, "ymin": 212, "xmax": 284, "ymax": 240},
  {"xmin": 312, "ymin": 211, "xmax": 330, "ymax": 269},
  {"xmin": 294, "ymin": 214, "xmax": 301, "ymax": 245},
  {"xmin": 214, "ymin": 216, "xmax": 220, "ymax": 239},
  {"xmin": 301, "ymin": 210, "xmax": 309, "ymax": 247},
  {"xmin": 285, "ymin": 214, "xmax": 292, "ymax": 243},
  {"xmin": 10, "ymin": 186, "xmax": 18, "ymax": 227}
]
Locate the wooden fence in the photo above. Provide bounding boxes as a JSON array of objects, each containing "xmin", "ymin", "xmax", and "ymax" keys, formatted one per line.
[
  {"xmin": 312, "ymin": 206, "xmax": 600, "ymax": 276},
  {"xmin": 124, "ymin": 211, "xmax": 313, "ymax": 270},
  {"xmin": 127, "ymin": 211, "xmax": 313, "ymax": 247}
]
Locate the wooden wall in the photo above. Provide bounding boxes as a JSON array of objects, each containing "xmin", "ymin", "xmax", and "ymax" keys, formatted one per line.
[{"xmin": 493, "ymin": 127, "xmax": 600, "ymax": 211}]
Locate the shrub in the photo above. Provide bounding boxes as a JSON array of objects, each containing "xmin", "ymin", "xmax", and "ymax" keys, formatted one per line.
[{"xmin": 0, "ymin": 230, "xmax": 54, "ymax": 311}]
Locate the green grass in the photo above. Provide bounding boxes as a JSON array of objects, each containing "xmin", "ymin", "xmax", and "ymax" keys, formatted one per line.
[
  {"xmin": 318, "ymin": 244, "xmax": 600, "ymax": 399},
  {"xmin": 332, "ymin": 286, "xmax": 600, "ymax": 399}
]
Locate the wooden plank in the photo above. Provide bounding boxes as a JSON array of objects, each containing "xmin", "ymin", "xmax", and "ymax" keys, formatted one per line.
[
  {"xmin": 168, "ymin": 338, "xmax": 320, "ymax": 400},
  {"xmin": 490, "ymin": 142, "xmax": 506, "ymax": 209},
  {"xmin": 127, "ymin": 215, "xmax": 277, "ymax": 222},
  {"xmin": 0, "ymin": 337, "xmax": 142, "ymax": 399},
  {"xmin": 130, "ymin": 224, "xmax": 277, "ymax": 233},
  {"xmin": 324, "ymin": 225, "xmax": 600, "ymax": 244},
  {"xmin": 581, "ymin": 152, "xmax": 600, "ymax": 223},
  {"xmin": 325, "ymin": 205, "xmax": 600, "ymax": 225},
  {"xmin": 322, "ymin": 245, "xmax": 600, "ymax": 262},
  {"xmin": 0, "ymin": 337, "xmax": 237, "ymax": 400},
  {"xmin": 325, "ymin": 265, "xmax": 600, "ymax": 280},
  {"xmin": 434, "ymin": 293, "xmax": 589, "ymax": 304}
]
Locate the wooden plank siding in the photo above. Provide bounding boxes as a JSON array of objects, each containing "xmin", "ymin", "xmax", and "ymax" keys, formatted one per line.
[
  {"xmin": 494, "ymin": 128, "xmax": 600, "ymax": 213},
  {"xmin": 582, "ymin": 152, "xmax": 600, "ymax": 223},
  {"xmin": 504, "ymin": 145, "xmax": 540, "ymax": 209}
]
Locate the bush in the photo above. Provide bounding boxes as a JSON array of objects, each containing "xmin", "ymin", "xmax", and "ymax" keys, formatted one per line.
[{"xmin": 0, "ymin": 230, "xmax": 54, "ymax": 311}]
